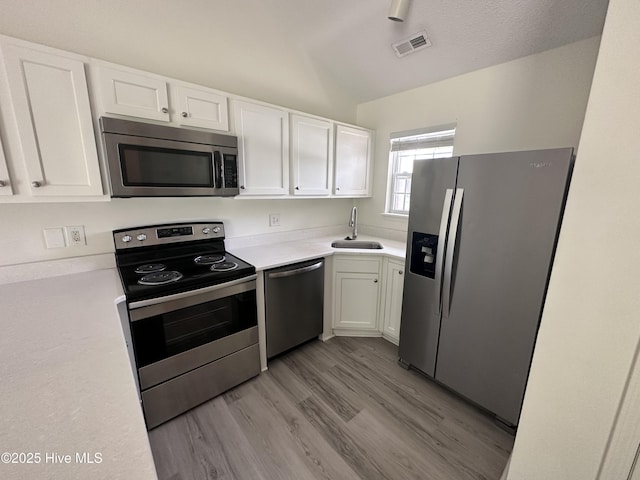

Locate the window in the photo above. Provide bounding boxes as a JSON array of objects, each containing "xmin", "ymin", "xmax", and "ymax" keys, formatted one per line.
[{"xmin": 386, "ymin": 125, "xmax": 456, "ymax": 215}]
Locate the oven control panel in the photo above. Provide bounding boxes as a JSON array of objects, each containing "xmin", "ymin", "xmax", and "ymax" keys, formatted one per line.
[
  {"xmin": 114, "ymin": 222, "xmax": 225, "ymax": 249},
  {"xmin": 157, "ymin": 226, "xmax": 193, "ymax": 238}
]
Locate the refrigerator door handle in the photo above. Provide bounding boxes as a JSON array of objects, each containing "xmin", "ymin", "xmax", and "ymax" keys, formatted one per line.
[
  {"xmin": 443, "ymin": 188, "xmax": 464, "ymax": 318},
  {"xmin": 434, "ymin": 188, "xmax": 454, "ymax": 314}
]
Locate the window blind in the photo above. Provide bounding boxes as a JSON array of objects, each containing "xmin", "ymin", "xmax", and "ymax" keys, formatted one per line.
[
  {"xmin": 386, "ymin": 123, "xmax": 456, "ymax": 215},
  {"xmin": 390, "ymin": 125, "xmax": 456, "ymax": 152}
]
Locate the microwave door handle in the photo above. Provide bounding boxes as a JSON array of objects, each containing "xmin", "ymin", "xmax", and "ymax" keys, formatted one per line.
[{"xmin": 213, "ymin": 151, "xmax": 223, "ymax": 189}]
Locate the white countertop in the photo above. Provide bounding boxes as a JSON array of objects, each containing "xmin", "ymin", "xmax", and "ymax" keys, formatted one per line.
[
  {"xmin": 0, "ymin": 269, "xmax": 157, "ymax": 480},
  {"xmin": 229, "ymin": 234, "xmax": 406, "ymax": 271},
  {"xmin": 0, "ymin": 231, "xmax": 406, "ymax": 480}
]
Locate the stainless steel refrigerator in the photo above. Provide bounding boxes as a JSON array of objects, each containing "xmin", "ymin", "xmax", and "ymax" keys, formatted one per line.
[{"xmin": 398, "ymin": 148, "xmax": 573, "ymax": 427}]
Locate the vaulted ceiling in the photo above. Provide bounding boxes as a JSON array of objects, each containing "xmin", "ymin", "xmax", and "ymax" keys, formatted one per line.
[
  {"xmin": 0, "ymin": 0, "xmax": 609, "ymax": 109},
  {"xmin": 277, "ymin": 0, "xmax": 610, "ymax": 102}
]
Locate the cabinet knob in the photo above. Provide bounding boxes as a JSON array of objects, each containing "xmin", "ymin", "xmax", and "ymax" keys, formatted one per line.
[
  {"xmin": 295, "ymin": 186, "xmax": 299, "ymax": 190},
  {"xmin": 240, "ymin": 185, "xmax": 245, "ymax": 190},
  {"xmin": 161, "ymin": 107, "xmax": 169, "ymax": 114},
  {"xmin": 399, "ymin": 270, "xmax": 403, "ymax": 275},
  {"xmin": 181, "ymin": 112, "xmax": 188, "ymax": 118},
  {"xmin": 374, "ymin": 278, "xmax": 378, "ymax": 283},
  {"xmin": 336, "ymin": 187, "xmax": 340, "ymax": 191},
  {"xmin": 0, "ymin": 180, "xmax": 6, "ymax": 187},
  {"xmin": 31, "ymin": 181, "xmax": 42, "ymax": 188}
]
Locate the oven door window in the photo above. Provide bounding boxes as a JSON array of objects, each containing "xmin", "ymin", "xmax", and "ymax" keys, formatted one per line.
[
  {"xmin": 131, "ymin": 290, "xmax": 257, "ymax": 368},
  {"xmin": 120, "ymin": 144, "xmax": 214, "ymax": 187}
]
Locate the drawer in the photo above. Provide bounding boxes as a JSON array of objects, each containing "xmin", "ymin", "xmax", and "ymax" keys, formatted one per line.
[
  {"xmin": 142, "ymin": 343, "xmax": 260, "ymax": 429},
  {"xmin": 334, "ymin": 256, "xmax": 381, "ymax": 274}
]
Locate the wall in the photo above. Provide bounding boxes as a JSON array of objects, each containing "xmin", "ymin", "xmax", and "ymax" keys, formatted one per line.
[
  {"xmin": 0, "ymin": 1, "xmax": 359, "ymax": 267},
  {"xmin": 355, "ymin": 36, "xmax": 601, "ymax": 234},
  {"xmin": 0, "ymin": 0, "xmax": 356, "ymax": 122},
  {"xmin": 507, "ymin": 0, "xmax": 640, "ymax": 478},
  {"xmin": 0, "ymin": 198, "xmax": 353, "ymax": 266},
  {"xmin": 0, "ymin": 10, "xmax": 601, "ymax": 268}
]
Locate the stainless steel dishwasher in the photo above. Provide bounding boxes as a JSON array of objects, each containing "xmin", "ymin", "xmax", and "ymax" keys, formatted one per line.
[{"xmin": 265, "ymin": 258, "xmax": 324, "ymax": 358}]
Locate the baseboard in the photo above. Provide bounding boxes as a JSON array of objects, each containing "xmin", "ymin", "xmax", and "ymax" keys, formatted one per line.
[
  {"xmin": 381, "ymin": 332, "xmax": 399, "ymax": 346},
  {"xmin": 332, "ymin": 329, "xmax": 382, "ymax": 338}
]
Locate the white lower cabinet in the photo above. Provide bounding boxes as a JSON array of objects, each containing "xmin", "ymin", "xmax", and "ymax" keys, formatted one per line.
[
  {"xmin": 332, "ymin": 256, "xmax": 381, "ymax": 335},
  {"xmin": 332, "ymin": 255, "xmax": 405, "ymax": 342},
  {"xmin": 0, "ymin": 135, "xmax": 12, "ymax": 195},
  {"xmin": 334, "ymin": 272, "xmax": 381, "ymax": 332},
  {"xmin": 381, "ymin": 258, "xmax": 405, "ymax": 345},
  {"xmin": 0, "ymin": 39, "xmax": 103, "ymax": 198}
]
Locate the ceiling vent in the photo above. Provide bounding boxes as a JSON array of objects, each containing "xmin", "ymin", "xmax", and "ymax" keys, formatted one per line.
[{"xmin": 392, "ymin": 30, "xmax": 432, "ymax": 58}]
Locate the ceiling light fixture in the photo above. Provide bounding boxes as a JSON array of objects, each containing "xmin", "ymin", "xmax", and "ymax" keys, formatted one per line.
[{"xmin": 388, "ymin": 0, "xmax": 411, "ymax": 22}]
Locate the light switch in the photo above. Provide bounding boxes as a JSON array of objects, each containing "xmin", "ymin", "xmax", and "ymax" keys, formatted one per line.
[{"xmin": 43, "ymin": 228, "xmax": 66, "ymax": 248}]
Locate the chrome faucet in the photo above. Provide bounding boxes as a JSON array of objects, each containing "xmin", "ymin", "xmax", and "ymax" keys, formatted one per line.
[{"xmin": 346, "ymin": 206, "xmax": 357, "ymax": 240}]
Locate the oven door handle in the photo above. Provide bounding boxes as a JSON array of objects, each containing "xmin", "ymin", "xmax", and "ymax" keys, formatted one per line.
[{"xmin": 129, "ymin": 274, "xmax": 257, "ymax": 311}]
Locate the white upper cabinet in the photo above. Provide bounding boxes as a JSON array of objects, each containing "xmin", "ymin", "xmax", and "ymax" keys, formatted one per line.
[
  {"xmin": 290, "ymin": 114, "xmax": 332, "ymax": 196},
  {"xmin": 170, "ymin": 84, "xmax": 228, "ymax": 131},
  {"xmin": 93, "ymin": 64, "xmax": 170, "ymax": 122},
  {"xmin": 232, "ymin": 100, "xmax": 289, "ymax": 196},
  {"xmin": 334, "ymin": 124, "xmax": 373, "ymax": 197},
  {"xmin": 0, "ymin": 42, "xmax": 103, "ymax": 197},
  {"xmin": 0, "ymin": 34, "xmax": 376, "ymax": 201},
  {"xmin": 0, "ymin": 135, "xmax": 12, "ymax": 196},
  {"xmin": 92, "ymin": 62, "xmax": 229, "ymax": 131}
]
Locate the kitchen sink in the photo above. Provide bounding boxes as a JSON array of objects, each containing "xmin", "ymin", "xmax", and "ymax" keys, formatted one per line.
[{"xmin": 331, "ymin": 240, "xmax": 383, "ymax": 249}]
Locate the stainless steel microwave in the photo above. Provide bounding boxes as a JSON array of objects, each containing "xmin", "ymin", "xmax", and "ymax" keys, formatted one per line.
[{"xmin": 100, "ymin": 117, "xmax": 239, "ymax": 197}]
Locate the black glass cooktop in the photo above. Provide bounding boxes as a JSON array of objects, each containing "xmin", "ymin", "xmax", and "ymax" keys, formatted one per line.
[{"xmin": 116, "ymin": 243, "xmax": 255, "ymax": 302}]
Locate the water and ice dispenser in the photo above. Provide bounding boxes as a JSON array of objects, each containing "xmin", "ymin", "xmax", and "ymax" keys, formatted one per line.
[{"xmin": 409, "ymin": 232, "xmax": 439, "ymax": 278}]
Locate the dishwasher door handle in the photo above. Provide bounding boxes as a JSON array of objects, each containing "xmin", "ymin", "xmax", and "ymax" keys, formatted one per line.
[{"xmin": 267, "ymin": 261, "xmax": 324, "ymax": 279}]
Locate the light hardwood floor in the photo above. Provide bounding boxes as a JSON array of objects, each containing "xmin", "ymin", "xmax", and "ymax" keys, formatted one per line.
[{"xmin": 148, "ymin": 337, "xmax": 514, "ymax": 480}]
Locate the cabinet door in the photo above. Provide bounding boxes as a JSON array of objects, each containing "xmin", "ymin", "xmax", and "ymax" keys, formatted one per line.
[
  {"xmin": 291, "ymin": 114, "xmax": 332, "ymax": 196},
  {"xmin": 233, "ymin": 100, "xmax": 289, "ymax": 195},
  {"xmin": 1, "ymin": 44, "xmax": 102, "ymax": 196},
  {"xmin": 0, "ymin": 135, "xmax": 12, "ymax": 195},
  {"xmin": 334, "ymin": 272, "xmax": 380, "ymax": 331},
  {"xmin": 171, "ymin": 85, "xmax": 229, "ymax": 131},
  {"xmin": 334, "ymin": 124, "xmax": 372, "ymax": 197},
  {"xmin": 382, "ymin": 259, "xmax": 405, "ymax": 344},
  {"xmin": 95, "ymin": 64, "xmax": 170, "ymax": 122}
]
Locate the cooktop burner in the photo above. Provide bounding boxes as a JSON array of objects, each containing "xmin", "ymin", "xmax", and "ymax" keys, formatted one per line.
[
  {"xmin": 113, "ymin": 222, "xmax": 256, "ymax": 302},
  {"xmin": 138, "ymin": 271, "xmax": 184, "ymax": 286},
  {"xmin": 194, "ymin": 254, "xmax": 225, "ymax": 265},
  {"xmin": 135, "ymin": 263, "xmax": 167, "ymax": 274},
  {"xmin": 211, "ymin": 261, "xmax": 238, "ymax": 272}
]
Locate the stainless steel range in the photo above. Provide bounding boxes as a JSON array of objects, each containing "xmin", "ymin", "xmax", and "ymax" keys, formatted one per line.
[{"xmin": 113, "ymin": 221, "xmax": 260, "ymax": 429}]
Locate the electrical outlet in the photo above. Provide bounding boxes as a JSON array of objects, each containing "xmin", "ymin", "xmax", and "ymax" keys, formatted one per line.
[
  {"xmin": 269, "ymin": 213, "xmax": 281, "ymax": 227},
  {"xmin": 65, "ymin": 225, "xmax": 86, "ymax": 246}
]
